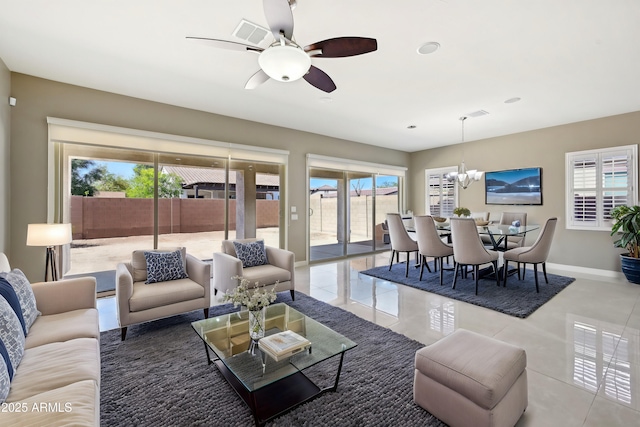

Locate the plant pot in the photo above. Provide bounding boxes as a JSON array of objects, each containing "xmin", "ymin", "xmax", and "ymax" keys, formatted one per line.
[{"xmin": 620, "ymin": 254, "xmax": 640, "ymax": 284}]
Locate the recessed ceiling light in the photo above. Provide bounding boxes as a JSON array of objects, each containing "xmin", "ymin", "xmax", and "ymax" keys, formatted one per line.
[
  {"xmin": 504, "ymin": 97, "xmax": 521, "ymax": 104},
  {"xmin": 407, "ymin": 125, "xmax": 417, "ymax": 129},
  {"xmin": 417, "ymin": 42, "xmax": 440, "ymax": 55},
  {"xmin": 319, "ymin": 97, "xmax": 333, "ymax": 104}
]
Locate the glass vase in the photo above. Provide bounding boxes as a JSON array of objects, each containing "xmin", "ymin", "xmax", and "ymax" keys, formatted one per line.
[{"xmin": 249, "ymin": 307, "xmax": 266, "ymax": 340}]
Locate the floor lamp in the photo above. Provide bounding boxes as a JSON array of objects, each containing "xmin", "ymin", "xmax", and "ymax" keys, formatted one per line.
[{"xmin": 26, "ymin": 223, "xmax": 73, "ymax": 282}]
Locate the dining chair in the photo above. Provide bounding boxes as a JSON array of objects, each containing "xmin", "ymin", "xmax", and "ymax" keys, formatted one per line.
[
  {"xmin": 503, "ymin": 217, "xmax": 558, "ymax": 293},
  {"xmin": 386, "ymin": 213, "xmax": 419, "ymax": 277},
  {"xmin": 482, "ymin": 212, "xmax": 527, "ymax": 248},
  {"xmin": 414, "ymin": 215, "xmax": 454, "ymax": 286},
  {"xmin": 450, "ymin": 217, "xmax": 500, "ymax": 295},
  {"xmin": 470, "ymin": 211, "xmax": 490, "ymax": 222}
]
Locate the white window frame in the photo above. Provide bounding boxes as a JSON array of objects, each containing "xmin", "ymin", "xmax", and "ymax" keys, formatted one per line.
[
  {"xmin": 565, "ymin": 144, "xmax": 637, "ymax": 231},
  {"xmin": 425, "ymin": 166, "xmax": 458, "ymax": 217}
]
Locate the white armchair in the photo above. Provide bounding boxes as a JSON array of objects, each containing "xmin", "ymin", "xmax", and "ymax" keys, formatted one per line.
[{"xmin": 213, "ymin": 239, "xmax": 295, "ymax": 300}]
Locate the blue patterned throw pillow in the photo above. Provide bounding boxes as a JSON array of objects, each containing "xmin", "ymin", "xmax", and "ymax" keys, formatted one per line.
[
  {"xmin": 0, "ymin": 277, "xmax": 27, "ymax": 335},
  {"xmin": 144, "ymin": 250, "xmax": 189, "ymax": 284},
  {"xmin": 0, "ymin": 269, "xmax": 40, "ymax": 334},
  {"xmin": 0, "ymin": 353, "xmax": 9, "ymax": 403},
  {"xmin": 233, "ymin": 240, "xmax": 269, "ymax": 268},
  {"xmin": 0, "ymin": 297, "xmax": 25, "ymax": 381}
]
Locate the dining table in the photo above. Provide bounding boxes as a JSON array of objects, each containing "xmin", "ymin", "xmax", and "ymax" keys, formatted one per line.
[{"xmin": 475, "ymin": 224, "xmax": 540, "ymax": 251}]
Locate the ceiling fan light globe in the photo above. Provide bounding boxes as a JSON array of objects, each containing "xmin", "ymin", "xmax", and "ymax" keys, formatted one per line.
[{"xmin": 258, "ymin": 45, "xmax": 311, "ymax": 82}]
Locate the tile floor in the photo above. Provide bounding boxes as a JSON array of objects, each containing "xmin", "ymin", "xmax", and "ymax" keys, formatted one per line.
[{"xmin": 97, "ymin": 252, "xmax": 640, "ymax": 426}]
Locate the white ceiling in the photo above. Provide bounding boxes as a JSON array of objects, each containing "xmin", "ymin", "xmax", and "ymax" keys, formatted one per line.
[{"xmin": 1, "ymin": 0, "xmax": 639, "ymax": 152}]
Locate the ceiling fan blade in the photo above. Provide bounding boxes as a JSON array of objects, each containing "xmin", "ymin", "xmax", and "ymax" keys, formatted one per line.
[
  {"xmin": 245, "ymin": 69, "xmax": 270, "ymax": 89},
  {"xmin": 186, "ymin": 37, "xmax": 263, "ymax": 53},
  {"xmin": 263, "ymin": 0, "xmax": 294, "ymax": 40},
  {"xmin": 303, "ymin": 66, "xmax": 337, "ymax": 93},
  {"xmin": 304, "ymin": 37, "xmax": 377, "ymax": 58}
]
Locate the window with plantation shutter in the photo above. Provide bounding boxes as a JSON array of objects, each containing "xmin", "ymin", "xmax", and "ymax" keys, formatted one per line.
[
  {"xmin": 425, "ymin": 167, "xmax": 457, "ymax": 217},
  {"xmin": 566, "ymin": 145, "xmax": 637, "ymax": 230}
]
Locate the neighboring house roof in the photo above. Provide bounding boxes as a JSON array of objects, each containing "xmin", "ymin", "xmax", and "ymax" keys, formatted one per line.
[
  {"xmin": 313, "ymin": 185, "xmax": 337, "ymax": 192},
  {"xmin": 162, "ymin": 166, "xmax": 279, "ymax": 187}
]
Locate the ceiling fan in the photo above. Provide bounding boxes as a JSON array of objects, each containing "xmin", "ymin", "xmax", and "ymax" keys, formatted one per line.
[{"xmin": 187, "ymin": 0, "xmax": 377, "ymax": 93}]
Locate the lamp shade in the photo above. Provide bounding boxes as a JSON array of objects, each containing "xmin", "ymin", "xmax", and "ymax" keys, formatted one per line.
[
  {"xmin": 258, "ymin": 45, "xmax": 311, "ymax": 82},
  {"xmin": 26, "ymin": 223, "xmax": 72, "ymax": 247}
]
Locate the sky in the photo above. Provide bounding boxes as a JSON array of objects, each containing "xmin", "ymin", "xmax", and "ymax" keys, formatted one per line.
[
  {"xmin": 310, "ymin": 176, "xmax": 398, "ymax": 190},
  {"xmin": 99, "ymin": 161, "xmax": 136, "ymax": 179},
  {"xmin": 98, "ymin": 160, "xmax": 398, "ymax": 190}
]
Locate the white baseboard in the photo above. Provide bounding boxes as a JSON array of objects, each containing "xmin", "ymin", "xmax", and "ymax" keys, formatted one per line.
[{"xmin": 545, "ymin": 262, "xmax": 625, "ymax": 281}]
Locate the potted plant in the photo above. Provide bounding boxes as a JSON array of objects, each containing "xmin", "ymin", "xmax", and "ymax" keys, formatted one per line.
[
  {"xmin": 610, "ymin": 205, "xmax": 640, "ymax": 284},
  {"xmin": 453, "ymin": 207, "xmax": 471, "ymax": 217}
]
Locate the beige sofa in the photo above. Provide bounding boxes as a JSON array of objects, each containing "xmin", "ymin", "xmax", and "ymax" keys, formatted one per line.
[
  {"xmin": 0, "ymin": 252, "xmax": 100, "ymax": 426},
  {"xmin": 116, "ymin": 247, "xmax": 211, "ymax": 340}
]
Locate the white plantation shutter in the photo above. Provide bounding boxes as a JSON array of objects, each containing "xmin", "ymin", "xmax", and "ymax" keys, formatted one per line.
[
  {"xmin": 566, "ymin": 145, "xmax": 637, "ymax": 230},
  {"xmin": 425, "ymin": 167, "xmax": 457, "ymax": 217}
]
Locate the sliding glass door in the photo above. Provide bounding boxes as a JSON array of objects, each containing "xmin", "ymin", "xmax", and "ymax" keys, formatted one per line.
[
  {"xmin": 60, "ymin": 144, "xmax": 285, "ymax": 294},
  {"xmin": 63, "ymin": 145, "xmax": 155, "ymax": 288},
  {"xmin": 309, "ymin": 169, "xmax": 344, "ymax": 260},
  {"xmin": 347, "ymin": 173, "xmax": 374, "ymax": 256},
  {"xmin": 157, "ymin": 154, "xmax": 227, "ymax": 261},
  {"xmin": 229, "ymin": 159, "xmax": 282, "ymax": 248},
  {"xmin": 309, "ymin": 166, "xmax": 402, "ymax": 262},
  {"xmin": 373, "ymin": 174, "xmax": 399, "ymax": 250}
]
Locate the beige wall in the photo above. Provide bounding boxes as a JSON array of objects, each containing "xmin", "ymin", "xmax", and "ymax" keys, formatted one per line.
[
  {"xmin": 8, "ymin": 73, "xmax": 409, "ymax": 281},
  {"xmin": 0, "ymin": 58, "xmax": 9, "ymax": 256},
  {"xmin": 409, "ymin": 111, "xmax": 640, "ymax": 273}
]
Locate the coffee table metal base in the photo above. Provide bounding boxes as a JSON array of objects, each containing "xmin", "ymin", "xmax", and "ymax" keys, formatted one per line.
[{"xmin": 211, "ymin": 352, "xmax": 345, "ymax": 426}]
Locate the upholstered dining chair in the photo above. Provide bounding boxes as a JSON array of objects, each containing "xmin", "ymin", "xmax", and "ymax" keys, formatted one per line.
[
  {"xmin": 450, "ymin": 217, "xmax": 501, "ymax": 295},
  {"xmin": 386, "ymin": 213, "xmax": 419, "ymax": 277},
  {"xmin": 414, "ymin": 215, "xmax": 454, "ymax": 286},
  {"xmin": 481, "ymin": 212, "xmax": 527, "ymax": 248},
  {"xmin": 470, "ymin": 211, "xmax": 490, "ymax": 222},
  {"xmin": 503, "ymin": 217, "xmax": 558, "ymax": 293}
]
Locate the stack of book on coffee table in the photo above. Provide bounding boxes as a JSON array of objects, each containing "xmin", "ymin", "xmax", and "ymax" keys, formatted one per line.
[{"xmin": 259, "ymin": 330, "xmax": 311, "ymax": 362}]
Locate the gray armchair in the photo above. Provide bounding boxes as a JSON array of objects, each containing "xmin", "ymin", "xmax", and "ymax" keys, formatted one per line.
[
  {"xmin": 213, "ymin": 239, "xmax": 295, "ymax": 299},
  {"xmin": 116, "ymin": 247, "xmax": 211, "ymax": 340}
]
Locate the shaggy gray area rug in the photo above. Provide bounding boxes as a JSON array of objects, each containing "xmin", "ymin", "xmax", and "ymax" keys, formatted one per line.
[
  {"xmin": 360, "ymin": 262, "xmax": 575, "ymax": 318},
  {"xmin": 100, "ymin": 292, "xmax": 446, "ymax": 426}
]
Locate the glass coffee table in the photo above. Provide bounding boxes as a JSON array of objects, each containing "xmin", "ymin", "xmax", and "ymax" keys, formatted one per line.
[{"xmin": 192, "ymin": 303, "xmax": 357, "ymax": 426}]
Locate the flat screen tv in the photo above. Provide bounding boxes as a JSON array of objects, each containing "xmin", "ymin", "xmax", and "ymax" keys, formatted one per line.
[{"xmin": 485, "ymin": 167, "xmax": 542, "ymax": 205}]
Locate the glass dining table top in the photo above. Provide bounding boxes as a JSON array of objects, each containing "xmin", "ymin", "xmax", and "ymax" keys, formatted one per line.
[
  {"xmin": 411, "ymin": 222, "xmax": 539, "ymax": 235},
  {"xmin": 475, "ymin": 224, "xmax": 540, "ymax": 236}
]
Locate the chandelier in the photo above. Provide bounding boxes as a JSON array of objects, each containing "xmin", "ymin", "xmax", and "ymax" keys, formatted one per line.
[{"xmin": 446, "ymin": 116, "xmax": 483, "ymax": 189}]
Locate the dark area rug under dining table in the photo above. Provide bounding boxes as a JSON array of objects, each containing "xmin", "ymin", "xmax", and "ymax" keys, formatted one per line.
[
  {"xmin": 360, "ymin": 261, "xmax": 575, "ymax": 318},
  {"xmin": 100, "ymin": 292, "xmax": 446, "ymax": 426}
]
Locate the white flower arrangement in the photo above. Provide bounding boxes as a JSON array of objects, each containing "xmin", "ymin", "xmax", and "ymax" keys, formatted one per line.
[{"xmin": 223, "ymin": 276, "xmax": 277, "ymax": 311}]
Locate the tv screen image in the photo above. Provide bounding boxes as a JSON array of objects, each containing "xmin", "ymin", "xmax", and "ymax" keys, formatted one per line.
[{"xmin": 485, "ymin": 167, "xmax": 542, "ymax": 205}]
